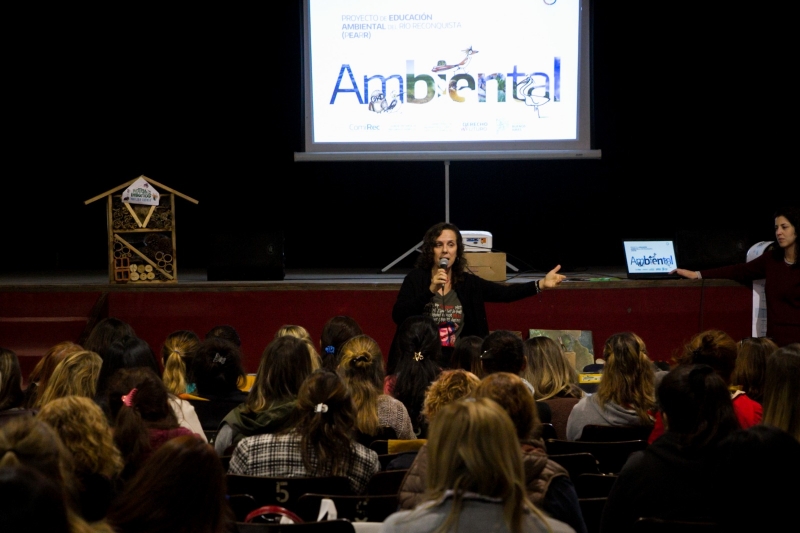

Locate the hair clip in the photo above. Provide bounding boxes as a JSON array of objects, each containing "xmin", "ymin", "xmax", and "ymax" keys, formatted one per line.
[
  {"xmin": 213, "ymin": 353, "xmax": 227, "ymax": 365},
  {"xmin": 121, "ymin": 388, "xmax": 138, "ymax": 407},
  {"xmin": 479, "ymin": 350, "xmax": 493, "ymax": 360},
  {"xmin": 314, "ymin": 403, "xmax": 329, "ymax": 413},
  {"xmin": 413, "ymin": 352, "xmax": 424, "ymax": 361},
  {"xmin": 325, "ymin": 345, "xmax": 335, "ymax": 355}
]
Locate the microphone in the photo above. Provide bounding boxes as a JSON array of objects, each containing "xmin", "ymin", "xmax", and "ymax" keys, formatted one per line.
[{"xmin": 439, "ymin": 258, "xmax": 449, "ymax": 270}]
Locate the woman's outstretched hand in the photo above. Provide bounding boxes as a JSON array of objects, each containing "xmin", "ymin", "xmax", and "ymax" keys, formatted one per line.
[
  {"xmin": 671, "ymin": 268, "xmax": 700, "ymax": 279},
  {"xmin": 541, "ymin": 265, "xmax": 567, "ymax": 289}
]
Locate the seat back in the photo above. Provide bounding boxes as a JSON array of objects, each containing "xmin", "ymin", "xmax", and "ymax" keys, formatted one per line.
[
  {"xmin": 296, "ymin": 493, "xmax": 399, "ymax": 523},
  {"xmin": 547, "ymin": 452, "xmax": 600, "ymax": 480},
  {"xmin": 226, "ymin": 474, "xmax": 353, "ymax": 511},
  {"xmin": 631, "ymin": 517, "xmax": 719, "ymax": 533},
  {"xmin": 234, "ymin": 519, "xmax": 357, "ymax": 532},
  {"xmin": 539, "ymin": 423, "xmax": 558, "ymax": 440},
  {"xmin": 545, "ymin": 439, "xmax": 647, "ymax": 474},
  {"xmin": 355, "ymin": 426, "xmax": 397, "ymax": 447},
  {"xmin": 574, "ymin": 473, "xmax": 619, "ymax": 498},
  {"xmin": 364, "ymin": 469, "xmax": 409, "ymax": 496},
  {"xmin": 579, "ymin": 424, "xmax": 654, "ymax": 442}
]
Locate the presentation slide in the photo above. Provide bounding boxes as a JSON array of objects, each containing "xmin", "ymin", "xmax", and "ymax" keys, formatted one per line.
[{"xmin": 307, "ymin": 0, "xmax": 583, "ymax": 146}]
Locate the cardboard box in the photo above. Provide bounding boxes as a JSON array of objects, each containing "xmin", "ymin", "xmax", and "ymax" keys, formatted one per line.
[{"xmin": 464, "ymin": 252, "xmax": 507, "ymax": 281}]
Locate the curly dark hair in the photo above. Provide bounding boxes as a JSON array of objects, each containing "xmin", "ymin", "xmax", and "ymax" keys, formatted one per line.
[{"xmin": 415, "ymin": 222, "xmax": 467, "ymax": 283}]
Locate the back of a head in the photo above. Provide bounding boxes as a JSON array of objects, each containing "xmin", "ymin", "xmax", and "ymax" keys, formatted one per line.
[
  {"xmin": 676, "ymin": 329, "xmax": 738, "ymax": 384},
  {"xmin": 0, "ymin": 416, "xmax": 73, "ymax": 495},
  {"xmin": 393, "ymin": 316, "xmax": 443, "ymax": 431},
  {"xmin": 205, "ymin": 324, "xmax": 241, "ymax": 347},
  {"xmin": 249, "ymin": 335, "xmax": 314, "ymax": 411},
  {"xmin": 38, "ymin": 350, "xmax": 103, "ymax": 408},
  {"xmin": 84, "ymin": 317, "xmax": 136, "ymax": 354},
  {"xmin": 161, "ymin": 330, "xmax": 200, "ymax": 396},
  {"xmin": 295, "ymin": 370, "xmax": 358, "ymax": 475},
  {"xmin": 96, "ymin": 336, "xmax": 160, "ymax": 400},
  {"xmin": 192, "ymin": 337, "xmax": 246, "ymax": 396},
  {"xmin": 275, "ymin": 325, "xmax": 322, "ymax": 370},
  {"xmin": 732, "ymin": 336, "xmax": 777, "ymax": 403},
  {"xmin": 480, "ymin": 330, "xmax": 525, "ymax": 376},
  {"xmin": 107, "ymin": 367, "xmax": 175, "ymax": 426},
  {"xmin": 426, "ymin": 397, "xmax": 532, "ymax": 532},
  {"xmin": 27, "ymin": 341, "xmax": 83, "ymax": 395},
  {"xmin": 762, "ymin": 345, "xmax": 800, "ymax": 441},
  {"xmin": 523, "ymin": 336, "xmax": 581, "ymax": 400},
  {"xmin": 598, "ymin": 332, "xmax": 655, "ymax": 418},
  {"xmin": 712, "ymin": 425, "xmax": 800, "ymax": 528},
  {"xmin": 338, "ymin": 334, "xmax": 385, "ymax": 389},
  {"xmin": 36, "ymin": 395, "xmax": 124, "ymax": 479},
  {"xmin": 657, "ymin": 364, "xmax": 739, "ymax": 450},
  {"xmin": 474, "ymin": 372, "xmax": 539, "ymax": 441},
  {"xmin": 0, "ymin": 347, "xmax": 24, "ymax": 410},
  {"xmin": 0, "ymin": 464, "xmax": 70, "ymax": 533},
  {"xmin": 422, "ymin": 369, "xmax": 481, "ymax": 424},
  {"xmin": 450, "ymin": 335, "xmax": 484, "ymax": 376},
  {"xmin": 320, "ymin": 315, "xmax": 364, "ymax": 371},
  {"xmin": 107, "ymin": 435, "xmax": 229, "ymax": 533}
]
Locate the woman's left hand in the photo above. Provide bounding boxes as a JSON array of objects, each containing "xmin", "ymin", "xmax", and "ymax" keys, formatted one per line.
[{"xmin": 541, "ymin": 264, "xmax": 566, "ymax": 289}]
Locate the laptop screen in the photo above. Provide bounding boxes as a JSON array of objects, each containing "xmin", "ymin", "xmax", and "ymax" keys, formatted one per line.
[{"xmin": 623, "ymin": 240, "xmax": 679, "ymax": 278}]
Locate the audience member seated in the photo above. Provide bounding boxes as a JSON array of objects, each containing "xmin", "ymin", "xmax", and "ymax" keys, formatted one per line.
[
  {"xmin": 600, "ymin": 364, "xmax": 741, "ymax": 532},
  {"xmin": 449, "ymin": 335, "xmax": 485, "ymax": 377},
  {"xmin": 731, "ymin": 336, "xmax": 777, "ymax": 405},
  {"xmin": 523, "ymin": 336, "xmax": 585, "ymax": 440},
  {"xmin": 83, "ymin": 317, "xmax": 137, "ymax": 356},
  {"xmin": 106, "ymin": 367, "xmax": 199, "ymax": 480},
  {"xmin": 401, "ymin": 372, "xmax": 586, "ymax": 533},
  {"xmin": 0, "ymin": 416, "xmax": 116, "ymax": 533},
  {"xmin": 648, "ymin": 330, "xmax": 762, "ymax": 444},
  {"xmin": 762, "ymin": 343, "xmax": 800, "ymax": 442},
  {"xmin": 566, "ymin": 332, "xmax": 656, "ymax": 441},
  {"xmin": 215, "ymin": 335, "xmax": 315, "ymax": 455},
  {"xmin": 106, "ymin": 435, "xmax": 234, "ymax": 533},
  {"xmin": 38, "ymin": 350, "xmax": 103, "ymax": 409},
  {"xmin": 338, "ymin": 334, "xmax": 415, "ymax": 444},
  {"xmin": 37, "ymin": 395, "xmax": 125, "ymax": 522},
  {"xmin": 228, "ymin": 369, "xmax": 380, "ymax": 494},
  {"xmin": 0, "ymin": 347, "xmax": 26, "ymax": 415},
  {"xmin": 320, "ymin": 315, "xmax": 364, "ymax": 371},
  {"xmin": 161, "ymin": 329, "xmax": 201, "ymax": 396},
  {"xmin": 23, "ymin": 341, "xmax": 83, "ymax": 409},
  {"xmin": 0, "ymin": 463, "xmax": 71, "ymax": 533},
  {"xmin": 710, "ymin": 425, "xmax": 800, "ymax": 530},
  {"xmin": 188, "ymin": 336, "xmax": 248, "ymax": 432},
  {"xmin": 95, "ymin": 335, "xmax": 205, "ymax": 440},
  {"xmin": 382, "ymin": 397, "xmax": 575, "ymax": 533},
  {"xmin": 275, "ymin": 324, "xmax": 323, "ymax": 370},
  {"xmin": 386, "ymin": 315, "xmax": 443, "ymax": 437}
]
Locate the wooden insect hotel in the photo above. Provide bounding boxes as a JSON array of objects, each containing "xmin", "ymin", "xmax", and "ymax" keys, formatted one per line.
[{"xmin": 85, "ymin": 176, "xmax": 198, "ymax": 284}]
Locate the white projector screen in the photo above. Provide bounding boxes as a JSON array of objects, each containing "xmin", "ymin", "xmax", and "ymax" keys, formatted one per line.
[{"xmin": 296, "ymin": 0, "xmax": 599, "ymax": 162}]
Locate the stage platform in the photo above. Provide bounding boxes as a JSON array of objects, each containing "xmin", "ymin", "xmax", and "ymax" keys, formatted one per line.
[{"xmin": 0, "ymin": 267, "xmax": 754, "ymax": 379}]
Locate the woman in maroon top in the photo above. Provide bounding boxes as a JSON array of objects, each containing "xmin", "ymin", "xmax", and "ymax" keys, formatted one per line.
[{"xmin": 674, "ymin": 206, "xmax": 800, "ymax": 347}]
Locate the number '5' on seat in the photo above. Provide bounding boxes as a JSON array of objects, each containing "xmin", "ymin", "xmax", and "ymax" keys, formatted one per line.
[{"xmin": 226, "ymin": 474, "xmax": 353, "ymax": 512}]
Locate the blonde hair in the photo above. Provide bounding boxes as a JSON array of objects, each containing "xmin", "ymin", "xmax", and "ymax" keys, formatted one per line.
[
  {"xmin": 523, "ymin": 336, "xmax": 584, "ymax": 401},
  {"xmin": 422, "ymin": 369, "xmax": 480, "ymax": 423},
  {"xmin": 37, "ymin": 351, "xmax": 103, "ymax": 408},
  {"xmin": 37, "ymin": 396, "xmax": 124, "ymax": 479},
  {"xmin": 26, "ymin": 341, "xmax": 83, "ymax": 408},
  {"xmin": 161, "ymin": 330, "xmax": 200, "ymax": 396},
  {"xmin": 338, "ymin": 335, "xmax": 384, "ymax": 436},
  {"xmin": 275, "ymin": 325, "xmax": 322, "ymax": 370},
  {"xmin": 424, "ymin": 398, "xmax": 547, "ymax": 533},
  {"xmin": 598, "ymin": 332, "xmax": 656, "ymax": 424}
]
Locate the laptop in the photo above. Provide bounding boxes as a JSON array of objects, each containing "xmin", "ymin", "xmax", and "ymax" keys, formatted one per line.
[{"xmin": 622, "ymin": 239, "xmax": 680, "ymax": 279}]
